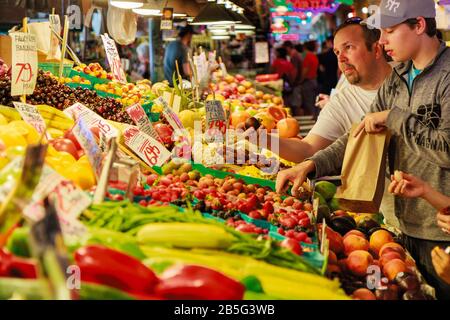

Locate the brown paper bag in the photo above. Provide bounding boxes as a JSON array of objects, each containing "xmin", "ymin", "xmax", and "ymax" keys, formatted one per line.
[{"xmin": 335, "ymin": 124, "xmax": 391, "ymax": 213}]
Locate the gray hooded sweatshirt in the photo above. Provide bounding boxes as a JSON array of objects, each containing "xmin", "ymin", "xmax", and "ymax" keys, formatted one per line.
[{"xmin": 308, "ymin": 42, "xmax": 450, "ymax": 241}]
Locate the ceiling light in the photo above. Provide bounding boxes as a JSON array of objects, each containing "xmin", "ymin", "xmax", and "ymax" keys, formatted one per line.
[
  {"xmin": 212, "ymin": 35, "xmax": 230, "ymax": 40},
  {"xmin": 362, "ymin": 7, "xmax": 368, "ymax": 14},
  {"xmin": 173, "ymin": 13, "xmax": 187, "ymax": 17},
  {"xmin": 109, "ymin": 0, "xmax": 143, "ymax": 9},
  {"xmin": 132, "ymin": 5, "xmax": 161, "ymax": 15},
  {"xmin": 224, "ymin": 1, "xmax": 233, "ymax": 9}
]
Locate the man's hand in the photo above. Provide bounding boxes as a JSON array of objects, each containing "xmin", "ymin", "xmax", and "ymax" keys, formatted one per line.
[
  {"xmin": 315, "ymin": 94, "xmax": 330, "ymax": 110},
  {"xmin": 431, "ymin": 246, "xmax": 450, "ymax": 285},
  {"xmin": 275, "ymin": 160, "xmax": 316, "ymax": 197},
  {"xmin": 437, "ymin": 212, "xmax": 450, "ymax": 235},
  {"xmin": 353, "ymin": 110, "xmax": 390, "ymax": 137},
  {"xmin": 388, "ymin": 172, "xmax": 428, "ymax": 198}
]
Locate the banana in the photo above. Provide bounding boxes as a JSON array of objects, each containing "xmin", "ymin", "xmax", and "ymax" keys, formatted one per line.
[{"xmin": 0, "ymin": 105, "xmax": 21, "ymax": 121}]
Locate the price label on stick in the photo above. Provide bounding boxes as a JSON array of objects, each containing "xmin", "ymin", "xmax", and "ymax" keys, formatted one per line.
[
  {"xmin": 156, "ymin": 97, "xmax": 185, "ymax": 132},
  {"xmin": 13, "ymin": 102, "xmax": 48, "ymax": 136},
  {"xmin": 126, "ymin": 103, "xmax": 161, "ymax": 141},
  {"xmin": 72, "ymin": 117, "xmax": 103, "ymax": 179},
  {"xmin": 64, "ymin": 102, "xmax": 118, "ymax": 139},
  {"xmin": 10, "ymin": 32, "xmax": 38, "ymax": 96},
  {"xmin": 48, "ymin": 14, "xmax": 61, "ymax": 60},
  {"xmin": 123, "ymin": 126, "xmax": 171, "ymax": 167},
  {"xmin": 100, "ymin": 34, "xmax": 126, "ymax": 83},
  {"xmin": 205, "ymin": 100, "xmax": 227, "ymax": 134}
]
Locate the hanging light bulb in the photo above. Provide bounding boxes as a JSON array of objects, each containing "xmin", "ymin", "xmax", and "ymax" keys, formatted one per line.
[
  {"xmin": 109, "ymin": 0, "xmax": 144, "ymax": 9},
  {"xmin": 191, "ymin": 1, "xmax": 236, "ymax": 25}
]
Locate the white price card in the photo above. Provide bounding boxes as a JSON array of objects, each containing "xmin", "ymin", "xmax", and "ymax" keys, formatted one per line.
[
  {"xmin": 10, "ymin": 32, "xmax": 38, "ymax": 96},
  {"xmin": 72, "ymin": 117, "xmax": 103, "ymax": 179},
  {"xmin": 255, "ymin": 42, "xmax": 270, "ymax": 64},
  {"xmin": 126, "ymin": 103, "xmax": 161, "ymax": 141},
  {"xmin": 156, "ymin": 97, "xmax": 185, "ymax": 132},
  {"xmin": 13, "ymin": 102, "xmax": 47, "ymax": 135},
  {"xmin": 101, "ymin": 33, "xmax": 127, "ymax": 83},
  {"xmin": 64, "ymin": 102, "xmax": 118, "ymax": 139},
  {"xmin": 205, "ymin": 100, "xmax": 227, "ymax": 134},
  {"xmin": 123, "ymin": 126, "xmax": 171, "ymax": 167},
  {"xmin": 48, "ymin": 14, "xmax": 61, "ymax": 60}
]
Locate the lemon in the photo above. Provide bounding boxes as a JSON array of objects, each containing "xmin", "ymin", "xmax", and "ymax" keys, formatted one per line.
[
  {"xmin": 0, "ymin": 114, "xmax": 8, "ymax": 125},
  {"xmin": 69, "ymin": 163, "xmax": 96, "ymax": 190},
  {"xmin": 77, "ymin": 155, "xmax": 90, "ymax": 165},
  {"xmin": 0, "ymin": 132, "xmax": 27, "ymax": 148}
]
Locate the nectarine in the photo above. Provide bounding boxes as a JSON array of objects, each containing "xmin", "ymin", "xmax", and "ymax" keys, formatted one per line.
[
  {"xmin": 343, "ymin": 235, "xmax": 370, "ymax": 256},
  {"xmin": 343, "ymin": 230, "xmax": 366, "ymax": 240},
  {"xmin": 370, "ymin": 230, "xmax": 393, "ymax": 257},
  {"xmin": 346, "ymin": 250, "xmax": 374, "ymax": 277},
  {"xmin": 379, "ymin": 242, "xmax": 406, "ymax": 260},
  {"xmin": 380, "ymin": 251, "xmax": 404, "ymax": 269},
  {"xmin": 383, "ymin": 258, "xmax": 407, "ymax": 281},
  {"xmin": 352, "ymin": 288, "xmax": 376, "ymax": 300}
]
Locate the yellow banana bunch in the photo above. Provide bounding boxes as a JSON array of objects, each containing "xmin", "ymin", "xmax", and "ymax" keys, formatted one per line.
[{"xmin": 0, "ymin": 105, "xmax": 21, "ymax": 121}]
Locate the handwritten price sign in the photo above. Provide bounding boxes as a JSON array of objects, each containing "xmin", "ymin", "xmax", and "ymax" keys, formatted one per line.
[
  {"xmin": 126, "ymin": 103, "xmax": 161, "ymax": 142},
  {"xmin": 10, "ymin": 32, "xmax": 37, "ymax": 96},
  {"xmin": 73, "ymin": 117, "xmax": 103, "ymax": 179},
  {"xmin": 13, "ymin": 102, "xmax": 47, "ymax": 135},
  {"xmin": 101, "ymin": 34, "xmax": 127, "ymax": 83},
  {"xmin": 205, "ymin": 100, "xmax": 227, "ymax": 134},
  {"xmin": 64, "ymin": 102, "xmax": 118, "ymax": 139},
  {"xmin": 123, "ymin": 126, "xmax": 171, "ymax": 167}
]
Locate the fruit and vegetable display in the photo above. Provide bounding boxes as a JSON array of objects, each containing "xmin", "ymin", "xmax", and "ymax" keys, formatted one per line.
[{"xmin": 0, "ymin": 53, "xmax": 438, "ymax": 302}]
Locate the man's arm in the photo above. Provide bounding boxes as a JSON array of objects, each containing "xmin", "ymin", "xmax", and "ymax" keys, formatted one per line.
[
  {"xmin": 182, "ymin": 62, "xmax": 192, "ymax": 78},
  {"xmin": 269, "ymin": 133, "xmax": 333, "ymax": 163}
]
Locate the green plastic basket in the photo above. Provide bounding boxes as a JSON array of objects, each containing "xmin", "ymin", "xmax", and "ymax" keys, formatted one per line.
[
  {"xmin": 65, "ymin": 82, "xmax": 93, "ymax": 90},
  {"xmin": 39, "ymin": 62, "xmax": 73, "ymax": 77},
  {"xmin": 69, "ymin": 69, "xmax": 111, "ymax": 85}
]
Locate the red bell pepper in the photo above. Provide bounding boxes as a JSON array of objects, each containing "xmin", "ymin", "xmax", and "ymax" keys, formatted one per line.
[
  {"xmin": 0, "ymin": 248, "xmax": 38, "ymax": 279},
  {"xmin": 155, "ymin": 265, "xmax": 245, "ymax": 300},
  {"xmin": 74, "ymin": 245, "xmax": 159, "ymax": 296}
]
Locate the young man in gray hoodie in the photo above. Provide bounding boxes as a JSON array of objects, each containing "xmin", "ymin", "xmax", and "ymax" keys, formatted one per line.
[{"xmin": 276, "ymin": 0, "xmax": 450, "ymax": 299}]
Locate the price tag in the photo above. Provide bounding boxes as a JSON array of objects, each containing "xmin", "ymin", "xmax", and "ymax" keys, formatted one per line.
[
  {"xmin": 100, "ymin": 34, "xmax": 126, "ymax": 83},
  {"xmin": 123, "ymin": 126, "xmax": 171, "ymax": 167},
  {"xmin": 72, "ymin": 117, "xmax": 103, "ymax": 179},
  {"xmin": 156, "ymin": 97, "xmax": 185, "ymax": 132},
  {"xmin": 10, "ymin": 32, "xmax": 38, "ymax": 96},
  {"xmin": 13, "ymin": 102, "xmax": 48, "ymax": 136},
  {"xmin": 48, "ymin": 14, "xmax": 61, "ymax": 60},
  {"xmin": 160, "ymin": 7, "xmax": 173, "ymax": 30},
  {"xmin": 126, "ymin": 103, "xmax": 161, "ymax": 141},
  {"xmin": 255, "ymin": 42, "xmax": 270, "ymax": 64},
  {"xmin": 64, "ymin": 102, "xmax": 118, "ymax": 139},
  {"xmin": 205, "ymin": 100, "xmax": 227, "ymax": 134}
]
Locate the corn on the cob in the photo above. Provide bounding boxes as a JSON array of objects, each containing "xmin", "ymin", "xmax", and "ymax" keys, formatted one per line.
[{"xmin": 137, "ymin": 223, "xmax": 236, "ymax": 249}]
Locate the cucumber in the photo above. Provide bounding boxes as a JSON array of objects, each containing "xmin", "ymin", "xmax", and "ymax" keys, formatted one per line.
[
  {"xmin": 0, "ymin": 278, "xmax": 52, "ymax": 300},
  {"xmin": 78, "ymin": 282, "xmax": 136, "ymax": 300}
]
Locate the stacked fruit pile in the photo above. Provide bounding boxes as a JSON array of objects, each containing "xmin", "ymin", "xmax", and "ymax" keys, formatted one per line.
[
  {"xmin": 73, "ymin": 63, "xmax": 114, "ymax": 80},
  {"xmin": 94, "ymin": 79, "xmax": 155, "ymax": 107}
]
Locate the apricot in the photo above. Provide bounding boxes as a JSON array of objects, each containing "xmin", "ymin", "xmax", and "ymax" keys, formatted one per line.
[
  {"xmin": 370, "ymin": 230, "xmax": 393, "ymax": 257},
  {"xmin": 346, "ymin": 250, "xmax": 374, "ymax": 277},
  {"xmin": 383, "ymin": 258, "xmax": 407, "ymax": 281},
  {"xmin": 379, "ymin": 242, "xmax": 406, "ymax": 260},
  {"xmin": 343, "ymin": 235, "xmax": 370, "ymax": 256},
  {"xmin": 343, "ymin": 229, "xmax": 366, "ymax": 240},
  {"xmin": 352, "ymin": 288, "xmax": 376, "ymax": 300}
]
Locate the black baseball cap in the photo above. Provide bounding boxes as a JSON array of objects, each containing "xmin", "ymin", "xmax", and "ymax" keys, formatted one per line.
[{"xmin": 178, "ymin": 25, "xmax": 198, "ymax": 37}]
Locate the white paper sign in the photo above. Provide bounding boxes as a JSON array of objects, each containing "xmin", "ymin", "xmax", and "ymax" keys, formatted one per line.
[
  {"xmin": 123, "ymin": 126, "xmax": 171, "ymax": 167},
  {"xmin": 126, "ymin": 103, "xmax": 161, "ymax": 141},
  {"xmin": 13, "ymin": 102, "xmax": 47, "ymax": 135},
  {"xmin": 100, "ymin": 33, "xmax": 127, "ymax": 83},
  {"xmin": 64, "ymin": 102, "xmax": 118, "ymax": 139},
  {"xmin": 156, "ymin": 97, "xmax": 185, "ymax": 132},
  {"xmin": 205, "ymin": 100, "xmax": 227, "ymax": 134},
  {"xmin": 72, "ymin": 117, "xmax": 103, "ymax": 179},
  {"xmin": 255, "ymin": 42, "xmax": 269, "ymax": 64},
  {"xmin": 48, "ymin": 14, "xmax": 61, "ymax": 60},
  {"xmin": 10, "ymin": 32, "xmax": 38, "ymax": 96}
]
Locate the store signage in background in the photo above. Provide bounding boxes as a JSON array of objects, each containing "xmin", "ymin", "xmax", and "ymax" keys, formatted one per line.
[
  {"xmin": 436, "ymin": 3, "xmax": 450, "ymax": 30},
  {"xmin": 10, "ymin": 32, "xmax": 38, "ymax": 96},
  {"xmin": 100, "ymin": 33, "xmax": 127, "ymax": 83},
  {"xmin": 205, "ymin": 100, "xmax": 227, "ymax": 135},
  {"xmin": 64, "ymin": 102, "xmax": 119, "ymax": 139},
  {"xmin": 254, "ymin": 42, "xmax": 270, "ymax": 64},
  {"xmin": 72, "ymin": 117, "xmax": 103, "ymax": 179},
  {"xmin": 161, "ymin": 8, "xmax": 174, "ymax": 30},
  {"xmin": 126, "ymin": 103, "xmax": 161, "ymax": 142},
  {"xmin": 272, "ymin": 0, "xmax": 342, "ymax": 13},
  {"xmin": 122, "ymin": 126, "xmax": 171, "ymax": 167},
  {"xmin": 279, "ymin": 34, "xmax": 300, "ymax": 41},
  {"xmin": 13, "ymin": 102, "xmax": 47, "ymax": 136}
]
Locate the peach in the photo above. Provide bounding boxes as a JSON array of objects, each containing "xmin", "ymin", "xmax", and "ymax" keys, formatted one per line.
[
  {"xmin": 383, "ymin": 258, "xmax": 407, "ymax": 281},
  {"xmin": 379, "ymin": 242, "xmax": 406, "ymax": 260},
  {"xmin": 338, "ymin": 258, "xmax": 348, "ymax": 273},
  {"xmin": 343, "ymin": 235, "xmax": 370, "ymax": 255},
  {"xmin": 343, "ymin": 229, "xmax": 366, "ymax": 240},
  {"xmin": 347, "ymin": 250, "xmax": 374, "ymax": 277},
  {"xmin": 328, "ymin": 250, "xmax": 338, "ymax": 265},
  {"xmin": 352, "ymin": 288, "xmax": 376, "ymax": 300},
  {"xmin": 380, "ymin": 252, "xmax": 404, "ymax": 269},
  {"xmin": 405, "ymin": 256, "xmax": 416, "ymax": 268},
  {"xmin": 370, "ymin": 230, "xmax": 393, "ymax": 257}
]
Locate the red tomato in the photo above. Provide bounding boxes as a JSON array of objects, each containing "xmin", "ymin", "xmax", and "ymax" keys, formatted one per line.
[
  {"xmin": 235, "ymin": 224, "xmax": 255, "ymax": 233},
  {"xmin": 280, "ymin": 239, "xmax": 303, "ymax": 255},
  {"xmin": 50, "ymin": 138, "xmax": 78, "ymax": 159},
  {"xmin": 64, "ymin": 129, "xmax": 82, "ymax": 150},
  {"xmin": 299, "ymin": 217, "xmax": 311, "ymax": 228},
  {"xmin": 154, "ymin": 123, "xmax": 174, "ymax": 144}
]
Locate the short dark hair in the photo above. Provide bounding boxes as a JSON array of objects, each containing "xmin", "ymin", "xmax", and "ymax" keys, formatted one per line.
[
  {"xmin": 276, "ymin": 47, "xmax": 288, "ymax": 59},
  {"xmin": 295, "ymin": 43, "xmax": 303, "ymax": 53},
  {"xmin": 283, "ymin": 41, "xmax": 294, "ymax": 49},
  {"xmin": 404, "ymin": 18, "xmax": 437, "ymax": 37},
  {"xmin": 334, "ymin": 19, "xmax": 381, "ymax": 52},
  {"xmin": 304, "ymin": 40, "xmax": 317, "ymax": 52}
]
